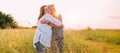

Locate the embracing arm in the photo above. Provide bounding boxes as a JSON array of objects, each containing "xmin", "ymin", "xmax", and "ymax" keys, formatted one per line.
[
  {"xmin": 49, "ymin": 14, "xmax": 64, "ymax": 28},
  {"xmin": 40, "ymin": 19, "xmax": 58, "ymax": 28},
  {"xmin": 49, "ymin": 22, "xmax": 59, "ymax": 28},
  {"xmin": 41, "ymin": 14, "xmax": 64, "ymax": 28}
]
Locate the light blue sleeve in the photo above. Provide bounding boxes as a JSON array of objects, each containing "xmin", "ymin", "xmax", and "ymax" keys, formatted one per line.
[{"xmin": 42, "ymin": 13, "xmax": 62, "ymax": 26}]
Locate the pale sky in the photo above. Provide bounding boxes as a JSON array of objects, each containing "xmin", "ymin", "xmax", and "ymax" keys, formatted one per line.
[{"xmin": 0, "ymin": 0, "xmax": 120, "ymax": 29}]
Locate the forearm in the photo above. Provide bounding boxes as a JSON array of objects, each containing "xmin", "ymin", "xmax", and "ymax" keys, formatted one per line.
[
  {"xmin": 49, "ymin": 22, "xmax": 64, "ymax": 28},
  {"xmin": 49, "ymin": 22, "xmax": 58, "ymax": 28}
]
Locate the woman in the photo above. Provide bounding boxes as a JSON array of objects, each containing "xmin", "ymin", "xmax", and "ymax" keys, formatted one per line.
[
  {"xmin": 41, "ymin": 4, "xmax": 64, "ymax": 53},
  {"xmin": 49, "ymin": 4, "xmax": 64, "ymax": 53},
  {"xmin": 33, "ymin": 5, "xmax": 63, "ymax": 53}
]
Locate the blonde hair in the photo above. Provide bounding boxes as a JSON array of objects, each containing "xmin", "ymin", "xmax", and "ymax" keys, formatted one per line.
[{"xmin": 48, "ymin": 4, "xmax": 57, "ymax": 17}]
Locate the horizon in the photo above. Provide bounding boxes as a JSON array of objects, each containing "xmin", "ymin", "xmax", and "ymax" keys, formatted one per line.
[{"xmin": 0, "ymin": 0, "xmax": 120, "ymax": 29}]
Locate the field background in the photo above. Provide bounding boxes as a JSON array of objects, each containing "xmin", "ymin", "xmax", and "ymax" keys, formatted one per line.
[{"xmin": 0, "ymin": 29, "xmax": 120, "ymax": 53}]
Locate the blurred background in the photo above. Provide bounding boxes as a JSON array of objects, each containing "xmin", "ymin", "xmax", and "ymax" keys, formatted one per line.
[{"xmin": 0, "ymin": 0, "xmax": 120, "ymax": 29}]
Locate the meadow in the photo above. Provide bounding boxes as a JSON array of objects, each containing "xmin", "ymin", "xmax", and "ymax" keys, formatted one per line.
[{"xmin": 0, "ymin": 29, "xmax": 120, "ymax": 53}]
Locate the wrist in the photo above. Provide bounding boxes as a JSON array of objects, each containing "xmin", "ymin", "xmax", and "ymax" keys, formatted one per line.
[{"xmin": 48, "ymin": 22, "xmax": 50, "ymax": 25}]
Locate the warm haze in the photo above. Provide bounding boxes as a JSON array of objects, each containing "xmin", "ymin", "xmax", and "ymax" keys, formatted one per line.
[{"xmin": 0, "ymin": 0, "xmax": 120, "ymax": 29}]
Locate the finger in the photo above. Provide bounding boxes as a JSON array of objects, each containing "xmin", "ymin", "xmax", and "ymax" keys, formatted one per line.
[
  {"xmin": 40, "ymin": 20, "xmax": 45, "ymax": 23},
  {"xmin": 40, "ymin": 20, "xmax": 43, "ymax": 23}
]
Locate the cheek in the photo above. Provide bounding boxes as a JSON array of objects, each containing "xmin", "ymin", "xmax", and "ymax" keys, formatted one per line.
[{"xmin": 44, "ymin": 11, "xmax": 47, "ymax": 13}]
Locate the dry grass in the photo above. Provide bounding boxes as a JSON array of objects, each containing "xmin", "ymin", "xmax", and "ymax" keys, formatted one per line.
[{"xmin": 0, "ymin": 29, "xmax": 120, "ymax": 53}]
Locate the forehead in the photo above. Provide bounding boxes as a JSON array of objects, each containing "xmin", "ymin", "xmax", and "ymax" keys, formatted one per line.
[{"xmin": 44, "ymin": 6, "xmax": 48, "ymax": 9}]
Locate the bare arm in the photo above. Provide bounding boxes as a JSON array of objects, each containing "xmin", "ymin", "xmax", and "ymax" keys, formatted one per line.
[
  {"xmin": 40, "ymin": 18, "xmax": 59, "ymax": 28},
  {"xmin": 49, "ymin": 22, "xmax": 58, "ymax": 28}
]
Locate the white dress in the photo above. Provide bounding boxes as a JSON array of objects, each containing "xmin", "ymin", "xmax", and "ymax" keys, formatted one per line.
[{"xmin": 33, "ymin": 13, "xmax": 62, "ymax": 47}]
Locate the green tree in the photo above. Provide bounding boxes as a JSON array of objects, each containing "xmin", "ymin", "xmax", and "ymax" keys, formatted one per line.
[{"xmin": 0, "ymin": 11, "xmax": 18, "ymax": 29}]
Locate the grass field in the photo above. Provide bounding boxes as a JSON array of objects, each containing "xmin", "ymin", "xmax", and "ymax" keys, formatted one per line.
[{"xmin": 0, "ymin": 29, "xmax": 120, "ymax": 53}]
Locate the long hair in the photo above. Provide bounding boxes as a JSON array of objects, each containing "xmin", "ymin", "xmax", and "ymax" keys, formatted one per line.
[
  {"xmin": 49, "ymin": 4, "xmax": 62, "ymax": 21},
  {"xmin": 38, "ymin": 5, "xmax": 46, "ymax": 20},
  {"xmin": 48, "ymin": 4, "xmax": 56, "ymax": 17}
]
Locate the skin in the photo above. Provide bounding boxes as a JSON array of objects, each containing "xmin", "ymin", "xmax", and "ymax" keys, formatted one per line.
[{"xmin": 44, "ymin": 6, "xmax": 51, "ymax": 14}]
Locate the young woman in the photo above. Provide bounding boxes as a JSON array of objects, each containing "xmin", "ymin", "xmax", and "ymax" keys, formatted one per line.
[
  {"xmin": 33, "ymin": 5, "xmax": 63, "ymax": 53},
  {"xmin": 41, "ymin": 4, "xmax": 64, "ymax": 53}
]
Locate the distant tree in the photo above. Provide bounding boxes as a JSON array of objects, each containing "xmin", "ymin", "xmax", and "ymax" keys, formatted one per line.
[
  {"xmin": 0, "ymin": 11, "xmax": 18, "ymax": 29},
  {"xmin": 32, "ymin": 26, "xmax": 37, "ymax": 28},
  {"xmin": 86, "ymin": 26, "xmax": 92, "ymax": 30}
]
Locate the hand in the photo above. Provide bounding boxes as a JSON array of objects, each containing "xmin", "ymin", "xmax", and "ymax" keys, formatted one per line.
[
  {"xmin": 40, "ymin": 19, "xmax": 49, "ymax": 24},
  {"xmin": 61, "ymin": 24, "xmax": 64, "ymax": 28}
]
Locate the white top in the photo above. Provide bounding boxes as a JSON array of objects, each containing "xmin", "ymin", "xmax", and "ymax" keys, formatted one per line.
[{"xmin": 33, "ymin": 13, "xmax": 62, "ymax": 47}]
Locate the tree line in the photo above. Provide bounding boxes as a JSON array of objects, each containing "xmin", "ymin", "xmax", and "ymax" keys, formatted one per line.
[{"xmin": 0, "ymin": 11, "xmax": 18, "ymax": 29}]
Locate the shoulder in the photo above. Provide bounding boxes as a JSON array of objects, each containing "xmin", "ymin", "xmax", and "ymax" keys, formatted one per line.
[
  {"xmin": 56, "ymin": 14, "xmax": 61, "ymax": 17},
  {"xmin": 57, "ymin": 14, "xmax": 62, "ymax": 18},
  {"xmin": 58, "ymin": 14, "xmax": 62, "ymax": 17},
  {"xmin": 56, "ymin": 14, "xmax": 62, "ymax": 21}
]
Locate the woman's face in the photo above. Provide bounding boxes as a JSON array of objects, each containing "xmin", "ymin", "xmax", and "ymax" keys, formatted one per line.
[
  {"xmin": 44, "ymin": 6, "xmax": 51, "ymax": 13},
  {"xmin": 48, "ymin": 5, "xmax": 55, "ymax": 13}
]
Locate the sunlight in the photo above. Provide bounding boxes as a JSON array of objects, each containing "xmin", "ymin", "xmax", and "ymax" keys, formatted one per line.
[
  {"xmin": 62, "ymin": 12, "xmax": 82, "ymax": 29},
  {"xmin": 0, "ymin": 0, "xmax": 120, "ymax": 29}
]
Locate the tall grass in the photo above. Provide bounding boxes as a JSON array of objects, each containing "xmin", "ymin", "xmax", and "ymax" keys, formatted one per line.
[
  {"xmin": 0, "ymin": 29, "xmax": 36, "ymax": 53},
  {"xmin": 84, "ymin": 30, "xmax": 120, "ymax": 45},
  {"xmin": 0, "ymin": 29, "xmax": 120, "ymax": 53}
]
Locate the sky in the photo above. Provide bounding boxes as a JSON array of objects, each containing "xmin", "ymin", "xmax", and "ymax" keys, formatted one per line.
[{"xmin": 0, "ymin": 0, "xmax": 120, "ymax": 29}]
